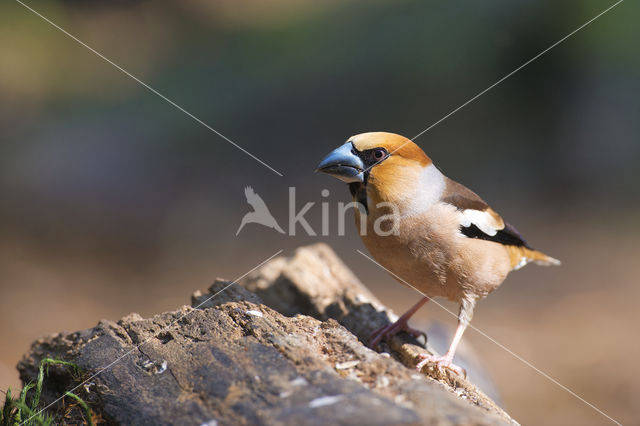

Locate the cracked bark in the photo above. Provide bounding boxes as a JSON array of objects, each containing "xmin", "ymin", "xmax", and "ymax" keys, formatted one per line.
[{"xmin": 17, "ymin": 243, "xmax": 518, "ymax": 425}]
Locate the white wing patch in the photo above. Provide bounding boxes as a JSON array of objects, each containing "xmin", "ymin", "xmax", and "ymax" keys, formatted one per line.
[{"xmin": 460, "ymin": 209, "xmax": 502, "ymax": 236}]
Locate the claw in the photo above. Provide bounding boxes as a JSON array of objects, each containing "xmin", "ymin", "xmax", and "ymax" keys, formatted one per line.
[
  {"xmin": 403, "ymin": 326, "xmax": 427, "ymax": 342},
  {"xmin": 369, "ymin": 320, "xmax": 426, "ymax": 349},
  {"xmin": 415, "ymin": 353, "xmax": 466, "ymax": 378}
]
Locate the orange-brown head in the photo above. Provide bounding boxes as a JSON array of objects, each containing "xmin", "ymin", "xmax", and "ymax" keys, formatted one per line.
[
  {"xmin": 349, "ymin": 132, "xmax": 431, "ymax": 167},
  {"xmin": 317, "ymin": 132, "xmax": 437, "ymax": 208}
]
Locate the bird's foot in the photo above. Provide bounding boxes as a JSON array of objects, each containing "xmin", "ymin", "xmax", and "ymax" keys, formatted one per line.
[
  {"xmin": 369, "ymin": 319, "xmax": 426, "ymax": 349},
  {"xmin": 415, "ymin": 353, "xmax": 466, "ymax": 378}
]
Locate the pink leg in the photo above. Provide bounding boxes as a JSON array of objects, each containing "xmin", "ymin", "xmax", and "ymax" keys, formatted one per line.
[
  {"xmin": 415, "ymin": 320, "xmax": 468, "ymax": 377},
  {"xmin": 369, "ymin": 297, "xmax": 429, "ymax": 349},
  {"xmin": 415, "ymin": 298, "xmax": 475, "ymax": 377}
]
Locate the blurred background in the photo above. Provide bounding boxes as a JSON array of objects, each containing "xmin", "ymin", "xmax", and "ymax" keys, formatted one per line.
[{"xmin": 1, "ymin": 0, "xmax": 638, "ymax": 424}]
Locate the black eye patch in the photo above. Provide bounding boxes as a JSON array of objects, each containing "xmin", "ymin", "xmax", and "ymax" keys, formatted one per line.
[{"xmin": 350, "ymin": 143, "xmax": 389, "ymax": 169}]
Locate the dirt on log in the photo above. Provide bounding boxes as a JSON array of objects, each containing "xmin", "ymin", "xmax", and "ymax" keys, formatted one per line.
[{"xmin": 18, "ymin": 243, "xmax": 518, "ymax": 425}]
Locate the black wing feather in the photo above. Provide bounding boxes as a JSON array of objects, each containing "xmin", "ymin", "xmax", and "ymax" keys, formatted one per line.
[{"xmin": 460, "ymin": 222, "xmax": 530, "ymax": 248}]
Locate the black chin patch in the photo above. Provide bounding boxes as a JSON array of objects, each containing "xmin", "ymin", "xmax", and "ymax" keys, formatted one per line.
[{"xmin": 349, "ymin": 182, "xmax": 368, "ymax": 214}]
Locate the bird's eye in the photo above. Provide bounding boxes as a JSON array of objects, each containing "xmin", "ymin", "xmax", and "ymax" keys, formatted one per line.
[{"xmin": 373, "ymin": 149, "xmax": 386, "ymax": 160}]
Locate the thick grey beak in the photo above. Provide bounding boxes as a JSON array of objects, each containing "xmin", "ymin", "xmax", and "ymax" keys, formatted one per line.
[{"xmin": 316, "ymin": 142, "xmax": 364, "ymax": 183}]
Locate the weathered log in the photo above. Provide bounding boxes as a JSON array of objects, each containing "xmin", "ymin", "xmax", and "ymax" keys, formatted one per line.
[
  {"xmin": 242, "ymin": 243, "xmax": 516, "ymax": 423},
  {"xmin": 17, "ymin": 244, "xmax": 517, "ymax": 425}
]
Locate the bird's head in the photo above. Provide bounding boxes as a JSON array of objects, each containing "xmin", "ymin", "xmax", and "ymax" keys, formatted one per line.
[{"xmin": 316, "ymin": 132, "xmax": 435, "ymax": 203}]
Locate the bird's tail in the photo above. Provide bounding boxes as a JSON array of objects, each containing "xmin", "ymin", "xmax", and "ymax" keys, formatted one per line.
[
  {"xmin": 236, "ymin": 216, "xmax": 249, "ymax": 236},
  {"xmin": 526, "ymin": 248, "xmax": 561, "ymax": 267},
  {"xmin": 508, "ymin": 246, "xmax": 561, "ymax": 270}
]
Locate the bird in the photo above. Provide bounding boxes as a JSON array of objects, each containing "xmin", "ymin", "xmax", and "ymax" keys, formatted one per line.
[
  {"xmin": 316, "ymin": 132, "xmax": 559, "ymax": 376},
  {"xmin": 236, "ymin": 186, "xmax": 285, "ymax": 236}
]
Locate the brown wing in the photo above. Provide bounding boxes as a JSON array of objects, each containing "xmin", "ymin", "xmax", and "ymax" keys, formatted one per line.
[
  {"xmin": 442, "ymin": 178, "xmax": 529, "ymax": 248},
  {"xmin": 441, "ymin": 179, "xmax": 489, "ymax": 211}
]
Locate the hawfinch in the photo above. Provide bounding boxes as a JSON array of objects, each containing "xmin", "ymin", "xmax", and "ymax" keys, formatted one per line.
[{"xmin": 317, "ymin": 132, "xmax": 559, "ymax": 375}]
